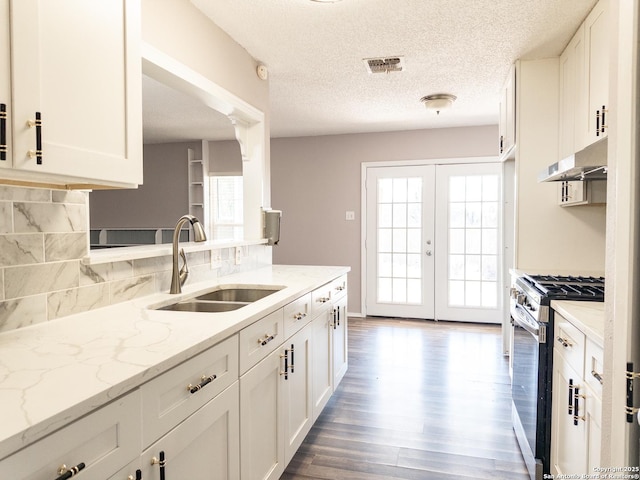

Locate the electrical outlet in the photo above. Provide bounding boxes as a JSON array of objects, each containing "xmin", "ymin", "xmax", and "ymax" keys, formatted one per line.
[
  {"xmin": 235, "ymin": 246, "xmax": 242, "ymax": 265},
  {"xmin": 345, "ymin": 211, "xmax": 355, "ymax": 221},
  {"xmin": 211, "ymin": 250, "xmax": 223, "ymax": 269}
]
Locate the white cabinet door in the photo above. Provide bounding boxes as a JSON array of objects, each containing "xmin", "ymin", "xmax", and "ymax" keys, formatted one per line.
[
  {"xmin": 332, "ymin": 296, "xmax": 348, "ymax": 388},
  {"xmin": 584, "ymin": 0, "xmax": 609, "ymax": 145},
  {"xmin": 498, "ymin": 64, "xmax": 516, "ymax": 159},
  {"xmin": 551, "ymin": 354, "xmax": 588, "ymax": 475},
  {"xmin": 240, "ymin": 348, "xmax": 285, "ymax": 480},
  {"xmin": 283, "ymin": 323, "xmax": 313, "ymax": 465},
  {"xmin": 8, "ymin": 0, "xmax": 142, "ymax": 187},
  {"xmin": 0, "ymin": 0, "xmax": 10, "ymax": 167},
  {"xmin": 311, "ymin": 308, "xmax": 333, "ymax": 421},
  {"xmin": 558, "ymin": 24, "xmax": 585, "ymax": 158},
  {"xmin": 141, "ymin": 382, "xmax": 240, "ymax": 480}
]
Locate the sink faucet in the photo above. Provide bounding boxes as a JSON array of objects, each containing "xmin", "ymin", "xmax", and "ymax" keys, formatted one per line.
[{"xmin": 170, "ymin": 214, "xmax": 207, "ymax": 294}]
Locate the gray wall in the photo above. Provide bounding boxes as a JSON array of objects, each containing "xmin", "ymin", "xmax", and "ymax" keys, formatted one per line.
[
  {"xmin": 90, "ymin": 142, "xmax": 199, "ymax": 228},
  {"xmin": 208, "ymin": 140, "xmax": 243, "ymax": 175},
  {"xmin": 270, "ymin": 125, "xmax": 499, "ymax": 315}
]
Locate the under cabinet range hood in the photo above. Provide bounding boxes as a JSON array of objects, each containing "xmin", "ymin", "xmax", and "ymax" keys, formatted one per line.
[{"xmin": 538, "ymin": 137, "xmax": 608, "ymax": 182}]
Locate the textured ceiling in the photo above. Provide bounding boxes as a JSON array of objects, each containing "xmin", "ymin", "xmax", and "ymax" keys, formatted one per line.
[{"xmin": 145, "ymin": 0, "xmax": 597, "ymax": 141}]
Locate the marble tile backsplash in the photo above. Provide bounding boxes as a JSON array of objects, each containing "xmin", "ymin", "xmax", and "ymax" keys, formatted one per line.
[{"xmin": 0, "ymin": 185, "xmax": 270, "ymax": 333}]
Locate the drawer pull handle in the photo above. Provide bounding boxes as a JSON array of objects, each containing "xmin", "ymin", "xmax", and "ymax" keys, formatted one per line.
[
  {"xmin": 187, "ymin": 374, "xmax": 217, "ymax": 394},
  {"xmin": 335, "ymin": 285, "xmax": 345, "ymax": 291},
  {"xmin": 317, "ymin": 296, "xmax": 330, "ymax": 303},
  {"xmin": 259, "ymin": 333, "xmax": 276, "ymax": 346},
  {"xmin": 591, "ymin": 370, "xmax": 604, "ymax": 385},
  {"xmin": 27, "ymin": 112, "xmax": 43, "ymax": 164},
  {"xmin": 55, "ymin": 462, "xmax": 85, "ymax": 480},
  {"xmin": 294, "ymin": 312, "xmax": 307, "ymax": 321},
  {"xmin": 0, "ymin": 103, "xmax": 6, "ymax": 161},
  {"xmin": 556, "ymin": 336, "xmax": 572, "ymax": 348}
]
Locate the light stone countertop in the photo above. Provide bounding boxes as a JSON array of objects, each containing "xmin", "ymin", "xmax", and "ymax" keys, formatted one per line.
[
  {"xmin": 0, "ymin": 264, "xmax": 349, "ymax": 460},
  {"xmin": 550, "ymin": 300, "xmax": 605, "ymax": 347}
]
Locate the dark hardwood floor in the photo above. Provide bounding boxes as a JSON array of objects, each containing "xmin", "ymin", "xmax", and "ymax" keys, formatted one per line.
[{"xmin": 281, "ymin": 316, "xmax": 530, "ymax": 480}]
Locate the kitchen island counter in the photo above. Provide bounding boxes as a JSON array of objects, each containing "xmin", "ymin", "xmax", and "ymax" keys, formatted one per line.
[{"xmin": 0, "ymin": 264, "xmax": 349, "ymax": 460}]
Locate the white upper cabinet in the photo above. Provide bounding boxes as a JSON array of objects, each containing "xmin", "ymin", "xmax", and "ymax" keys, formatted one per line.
[
  {"xmin": 558, "ymin": 0, "xmax": 609, "ymax": 156},
  {"xmin": 4, "ymin": 0, "xmax": 142, "ymax": 188},
  {"xmin": 583, "ymin": 0, "xmax": 609, "ymax": 146},
  {"xmin": 558, "ymin": 24, "xmax": 585, "ymax": 160},
  {"xmin": 1, "ymin": 0, "xmax": 11, "ymax": 166},
  {"xmin": 498, "ymin": 64, "xmax": 516, "ymax": 160}
]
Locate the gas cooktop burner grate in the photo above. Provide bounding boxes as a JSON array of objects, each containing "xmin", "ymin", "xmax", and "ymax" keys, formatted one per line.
[
  {"xmin": 526, "ymin": 274, "xmax": 605, "ymax": 285},
  {"xmin": 520, "ymin": 274, "xmax": 605, "ymax": 302}
]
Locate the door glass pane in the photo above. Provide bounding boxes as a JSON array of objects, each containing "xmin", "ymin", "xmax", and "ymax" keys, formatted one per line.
[
  {"xmin": 447, "ymin": 174, "xmax": 499, "ymax": 308},
  {"xmin": 376, "ymin": 176, "xmax": 423, "ymax": 305}
]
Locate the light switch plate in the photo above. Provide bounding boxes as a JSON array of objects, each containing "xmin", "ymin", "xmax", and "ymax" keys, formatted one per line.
[{"xmin": 345, "ymin": 211, "xmax": 355, "ymax": 221}]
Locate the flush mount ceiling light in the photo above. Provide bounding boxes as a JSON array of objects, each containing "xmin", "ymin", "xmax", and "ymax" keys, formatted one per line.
[{"xmin": 420, "ymin": 93, "xmax": 457, "ymax": 115}]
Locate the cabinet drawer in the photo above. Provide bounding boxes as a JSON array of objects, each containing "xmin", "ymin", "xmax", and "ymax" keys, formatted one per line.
[
  {"xmin": 0, "ymin": 391, "xmax": 140, "ymax": 480},
  {"xmin": 141, "ymin": 335, "xmax": 239, "ymax": 448},
  {"xmin": 240, "ymin": 309, "xmax": 284, "ymax": 374},
  {"xmin": 554, "ymin": 317, "xmax": 585, "ymax": 374},
  {"xmin": 585, "ymin": 339, "xmax": 604, "ymax": 398},
  {"xmin": 283, "ymin": 293, "xmax": 311, "ymax": 338},
  {"xmin": 311, "ymin": 283, "xmax": 333, "ymax": 317}
]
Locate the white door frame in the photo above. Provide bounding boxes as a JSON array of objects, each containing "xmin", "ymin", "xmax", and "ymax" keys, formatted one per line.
[{"xmin": 361, "ymin": 156, "xmax": 499, "ymax": 314}]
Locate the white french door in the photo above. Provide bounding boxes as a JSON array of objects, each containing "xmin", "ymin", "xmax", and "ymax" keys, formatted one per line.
[
  {"xmin": 365, "ymin": 165, "xmax": 436, "ymax": 319},
  {"xmin": 364, "ymin": 162, "xmax": 503, "ymax": 323}
]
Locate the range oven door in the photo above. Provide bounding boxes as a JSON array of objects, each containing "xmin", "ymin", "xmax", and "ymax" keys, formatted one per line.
[{"xmin": 511, "ymin": 305, "xmax": 550, "ymax": 480}]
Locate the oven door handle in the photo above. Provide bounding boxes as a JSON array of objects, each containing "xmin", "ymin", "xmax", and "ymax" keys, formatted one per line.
[{"xmin": 513, "ymin": 311, "xmax": 540, "ymax": 341}]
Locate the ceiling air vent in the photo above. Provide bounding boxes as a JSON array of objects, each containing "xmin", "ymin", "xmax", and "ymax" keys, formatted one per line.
[{"xmin": 363, "ymin": 56, "xmax": 404, "ymax": 74}]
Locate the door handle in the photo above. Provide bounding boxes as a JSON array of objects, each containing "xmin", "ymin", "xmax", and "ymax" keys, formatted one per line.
[{"xmin": 426, "ymin": 250, "xmax": 432, "ymax": 256}]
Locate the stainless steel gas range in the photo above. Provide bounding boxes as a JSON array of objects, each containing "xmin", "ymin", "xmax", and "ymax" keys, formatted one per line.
[{"xmin": 510, "ymin": 274, "xmax": 605, "ymax": 480}]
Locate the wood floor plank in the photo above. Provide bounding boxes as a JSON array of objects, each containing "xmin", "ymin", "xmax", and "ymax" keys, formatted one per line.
[{"xmin": 280, "ymin": 317, "xmax": 530, "ymax": 480}]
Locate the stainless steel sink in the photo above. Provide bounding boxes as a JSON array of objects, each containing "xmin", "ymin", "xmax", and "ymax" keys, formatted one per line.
[
  {"xmin": 153, "ymin": 285, "xmax": 284, "ymax": 313},
  {"xmin": 158, "ymin": 301, "xmax": 246, "ymax": 313},
  {"xmin": 194, "ymin": 287, "xmax": 281, "ymax": 302}
]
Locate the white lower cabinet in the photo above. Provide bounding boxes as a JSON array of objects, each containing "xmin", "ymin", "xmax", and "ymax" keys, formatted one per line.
[
  {"xmin": 283, "ymin": 323, "xmax": 313, "ymax": 464},
  {"xmin": 0, "ymin": 390, "xmax": 141, "ymax": 480},
  {"xmin": 551, "ymin": 313, "xmax": 602, "ymax": 476},
  {"xmin": 332, "ymin": 295, "xmax": 348, "ymax": 388},
  {"xmin": 240, "ymin": 321, "xmax": 313, "ymax": 480},
  {"xmin": 142, "ymin": 382, "xmax": 240, "ymax": 480},
  {"xmin": 552, "ymin": 356, "xmax": 587, "ymax": 474},
  {"xmin": 240, "ymin": 345, "xmax": 285, "ymax": 480},
  {"xmin": 311, "ymin": 307, "xmax": 333, "ymax": 421}
]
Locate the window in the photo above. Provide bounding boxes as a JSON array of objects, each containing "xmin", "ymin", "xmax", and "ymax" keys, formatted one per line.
[{"xmin": 210, "ymin": 176, "xmax": 243, "ymax": 240}]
